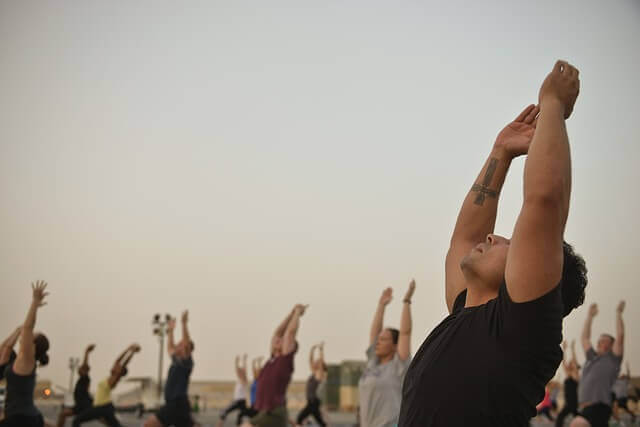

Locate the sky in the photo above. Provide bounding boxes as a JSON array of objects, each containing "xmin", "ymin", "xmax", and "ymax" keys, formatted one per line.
[{"xmin": 1, "ymin": 0, "xmax": 639, "ymax": 391}]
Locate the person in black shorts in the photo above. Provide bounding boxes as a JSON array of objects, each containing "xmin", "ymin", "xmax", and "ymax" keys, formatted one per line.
[
  {"xmin": 398, "ymin": 61, "xmax": 588, "ymax": 427},
  {"xmin": 144, "ymin": 310, "xmax": 198, "ymax": 427},
  {"xmin": 56, "ymin": 344, "xmax": 95, "ymax": 427},
  {"xmin": 0, "ymin": 281, "xmax": 51, "ymax": 427},
  {"xmin": 72, "ymin": 343, "xmax": 141, "ymax": 427},
  {"xmin": 556, "ymin": 340, "xmax": 580, "ymax": 427},
  {"xmin": 296, "ymin": 342, "xmax": 328, "ymax": 427},
  {"xmin": 217, "ymin": 355, "xmax": 250, "ymax": 427}
]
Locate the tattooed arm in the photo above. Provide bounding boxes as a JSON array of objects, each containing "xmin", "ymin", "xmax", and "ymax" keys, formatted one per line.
[
  {"xmin": 445, "ymin": 105, "xmax": 539, "ymax": 312},
  {"xmin": 505, "ymin": 61, "xmax": 579, "ymax": 302}
]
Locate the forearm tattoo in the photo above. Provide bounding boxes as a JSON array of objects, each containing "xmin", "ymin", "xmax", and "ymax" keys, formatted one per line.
[{"xmin": 472, "ymin": 158, "xmax": 499, "ymax": 205}]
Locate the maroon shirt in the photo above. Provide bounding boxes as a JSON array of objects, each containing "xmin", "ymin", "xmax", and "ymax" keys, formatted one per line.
[{"xmin": 255, "ymin": 350, "xmax": 296, "ymax": 411}]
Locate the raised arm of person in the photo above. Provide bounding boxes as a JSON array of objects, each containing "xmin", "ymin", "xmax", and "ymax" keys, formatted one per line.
[
  {"xmin": 318, "ymin": 342, "xmax": 325, "ymax": 365},
  {"xmin": 108, "ymin": 344, "xmax": 140, "ymax": 388},
  {"xmin": 121, "ymin": 343, "xmax": 141, "ymax": 369},
  {"xmin": 370, "ymin": 288, "xmax": 392, "ymax": 346},
  {"xmin": 14, "ymin": 281, "xmax": 48, "ymax": 375},
  {"xmin": 235, "ymin": 356, "xmax": 243, "ymax": 380},
  {"xmin": 309, "ymin": 344, "xmax": 318, "ymax": 371},
  {"xmin": 570, "ymin": 340, "xmax": 578, "ymax": 366},
  {"xmin": 445, "ymin": 105, "xmax": 539, "ymax": 312},
  {"xmin": 581, "ymin": 304, "xmax": 597, "ymax": 353},
  {"xmin": 561, "ymin": 341, "xmax": 570, "ymax": 373},
  {"xmin": 505, "ymin": 60, "xmax": 579, "ymax": 302},
  {"xmin": 181, "ymin": 310, "xmax": 191, "ymax": 347},
  {"xmin": 397, "ymin": 280, "xmax": 415, "ymax": 361},
  {"xmin": 80, "ymin": 344, "xmax": 95, "ymax": 371},
  {"xmin": 167, "ymin": 317, "xmax": 177, "ymax": 356},
  {"xmin": 282, "ymin": 304, "xmax": 307, "ymax": 355},
  {"xmin": 613, "ymin": 300, "xmax": 625, "ymax": 357},
  {"xmin": 271, "ymin": 309, "xmax": 295, "ymax": 354},
  {"xmin": 252, "ymin": 358, "xmax": 259, "ymax": 379},
  {"xmin": 0, "ymin": 327, "xmax": 22, "ymax": 366}
]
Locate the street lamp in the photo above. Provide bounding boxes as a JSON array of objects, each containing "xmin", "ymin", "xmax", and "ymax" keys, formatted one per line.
[
  {"xmin": 152, "ymin": 313, "xmax": 171, "ymax": 399},
  {"xmin": 67, "ymin": 357, "xmax": 80, "ymax": 406}
]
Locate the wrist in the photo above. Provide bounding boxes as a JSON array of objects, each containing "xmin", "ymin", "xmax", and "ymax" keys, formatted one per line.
[
  {"xmin": 539, "ymin": 96, "xmax": 565, "ymax": 116},
  {"xmin": 490, "ymin": 145, "xmax": 516, "ymax": 162}
]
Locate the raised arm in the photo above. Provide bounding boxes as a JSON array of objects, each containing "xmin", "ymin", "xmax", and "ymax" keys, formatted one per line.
[
  {"xmin": 271, "ymin": 309, "xmax": 295, "ymax": 354},
  {"xmin": 309, "ymin": 345, "xmax": 317, "ymax": 371},
  {"xmin": 80, "ymin": 344, "xmax": 95, "ymax": 371},
  {"xmin": 167, "ymin": 317, "xmax": 177, "ymax": 356},
  {"xmin": 121, "ymin": 344, "xmax": 140, "ymax": 368},
  {"xmin": 0, "ymin": 327, "xmax": 22, "ymax": 366},
  {"xmin": 613, "ymin": 300, "xmax": 625, "ymax": 357},
  {"xmin": 446, "ymin": 105, "xmax": 538, "ymax": 312},
  {"xmin": 181, "ymin": 310, "xmax": 191, "ymax": 346},
  {"xmin": 370, "ymin": 288, "xmax": 392, "ymax": 346},
  {"xmin": 14, "ymin": 281, "xmax": 48, "ymax": 375},
  {"xmin": 397, "ymin": 280, "xmax": 415, "ymax": 361},
  {"xmin": 581, "ymin": 304, "xmax": 597, "ymax": 353},
  {"xmin": 570, "ymin": 340, "xmax": 577, "ymax": 366},
  {"xmin": 561, "ymin": 341, "xmax": 570, "ymax": 372},
  {"xmin": 109, "ymin": 344, "xmax": 140, "ymax": 388},
  {"xmin": 318, "ymin": 342, "xmax": 325, "ymax": 364},
  {"xmin": 505, "ymin": 61, "xmax": 579, "ymax": 302},
  {"xmin": 282, "ymin": 304, "xmax": 307, "ymax": 355}
]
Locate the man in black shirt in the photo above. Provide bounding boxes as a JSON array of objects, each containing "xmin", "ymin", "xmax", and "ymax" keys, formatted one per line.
[
  {"xmin": 144, "ymin": 310, "xmax": 197, "ymax": 427},
  {"xmin": 398, "ymin": 61, "xmax": 588, "ymax": 427},
  {"xmin": 56, "ymin": 344, "xmax": 95, "ymax": 427}
]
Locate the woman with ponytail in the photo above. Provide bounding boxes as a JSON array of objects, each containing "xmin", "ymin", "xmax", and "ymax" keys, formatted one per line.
[{"xmin": 0, "ymin": 280, "xmax": 50, "ymax": 427}]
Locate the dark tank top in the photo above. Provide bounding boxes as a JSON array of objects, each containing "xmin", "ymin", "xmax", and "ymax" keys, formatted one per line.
[
  {"xmin": 4, "ymin": 361, "xmax": 39, "ymax": 417},
  {"xmin": 306, "ymin": 374, "xmax": 320, "ymax": 401}
]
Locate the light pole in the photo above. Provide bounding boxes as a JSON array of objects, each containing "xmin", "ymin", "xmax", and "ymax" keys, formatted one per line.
[
  {"xmin": 152, "ymin": 313, "xmax": 171, "ymax": 399},
  {"xmin": 67, "ymin": 357, "xmax": 79, "ymax": 405}
]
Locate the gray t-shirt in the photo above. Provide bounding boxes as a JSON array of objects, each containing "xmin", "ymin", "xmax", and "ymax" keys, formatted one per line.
[
  {"xmin": 578, "ymin": 348, "xmax": 622, "ymax": 406},
  {"xmin": 358, "ymin": 344, "xmax": 411, "ymax": 427},
  {"xmin": 612, "ymin": 377, "xmax": 629, "ymax": 399}
]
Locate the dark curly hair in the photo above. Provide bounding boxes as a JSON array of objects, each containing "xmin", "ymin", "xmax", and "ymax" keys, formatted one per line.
[
  {"xmin": 34, "ymin": 334, "xmax": 50, "ymax": 367},
  {"xmin": 387, "ymin": 328, "xmax": 400, "ymax": 345},
  {"xmin": 561, "ymin": 241, "xmax": 587, "ymax": 317}
]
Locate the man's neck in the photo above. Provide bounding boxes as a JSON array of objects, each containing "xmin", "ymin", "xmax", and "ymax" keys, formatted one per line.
[{"xmin": 464, "ymin": 279, "xmax": 499, "ymax": 308}]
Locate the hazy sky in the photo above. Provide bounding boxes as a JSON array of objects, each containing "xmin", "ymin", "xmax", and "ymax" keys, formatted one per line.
[{"xmin": 1, "ymin": 1, "xmax": 639, "ymax": 391}]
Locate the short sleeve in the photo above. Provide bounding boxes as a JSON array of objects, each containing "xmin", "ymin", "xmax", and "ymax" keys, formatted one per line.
[
  {"xmin": 498, "ymin": 281, "xmax": 563, "ymax": 342},
  {"xmin": 585, "ymin": 348, "xmax": 597, "ymax": 361},
  {"xmin": 365, "ymin": 344, "xmax": 378, "ymax": 367},
  {"xmin": 392, "ymin": 352, "xmax": 411, "ymax": 378}
]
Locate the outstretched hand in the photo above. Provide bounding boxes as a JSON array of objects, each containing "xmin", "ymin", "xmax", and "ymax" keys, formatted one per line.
[
  {"xmin": 86, "ymin": 344, "xmax": 96, "ymax": 353},
  {"xmin": 617, "ymin": 300, "xmax": 625, "ymax": 314},
  {"xmin": 379, "ymin": 287, "xmax": 393, "ymax": 306},
  {"xmin": 588, "ymin": 303, "xmax": 598, "ymax": 317},
  {"xmin": 494, "ymin": 104, "xmax": 539, "ymax": 158},
  {"xmin": 181, "ymin": 310, "xmax": 189, "ymax": 323},
  {"xmin": 32, "ymin": 281, "xmax": 49, "ymax": 307}
]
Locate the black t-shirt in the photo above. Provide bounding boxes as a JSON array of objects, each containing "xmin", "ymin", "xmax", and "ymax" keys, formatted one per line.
[
  {"xmin": 164, "ymin": 355, "xmax": 193, "ymax": 402},
  {"xmin": 74, "ymin": 374, "xmax": 93, "ymax": 411},
  {"xmin": 398, "ymin": 282, "xmax": 563, "ymax": 427}
]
